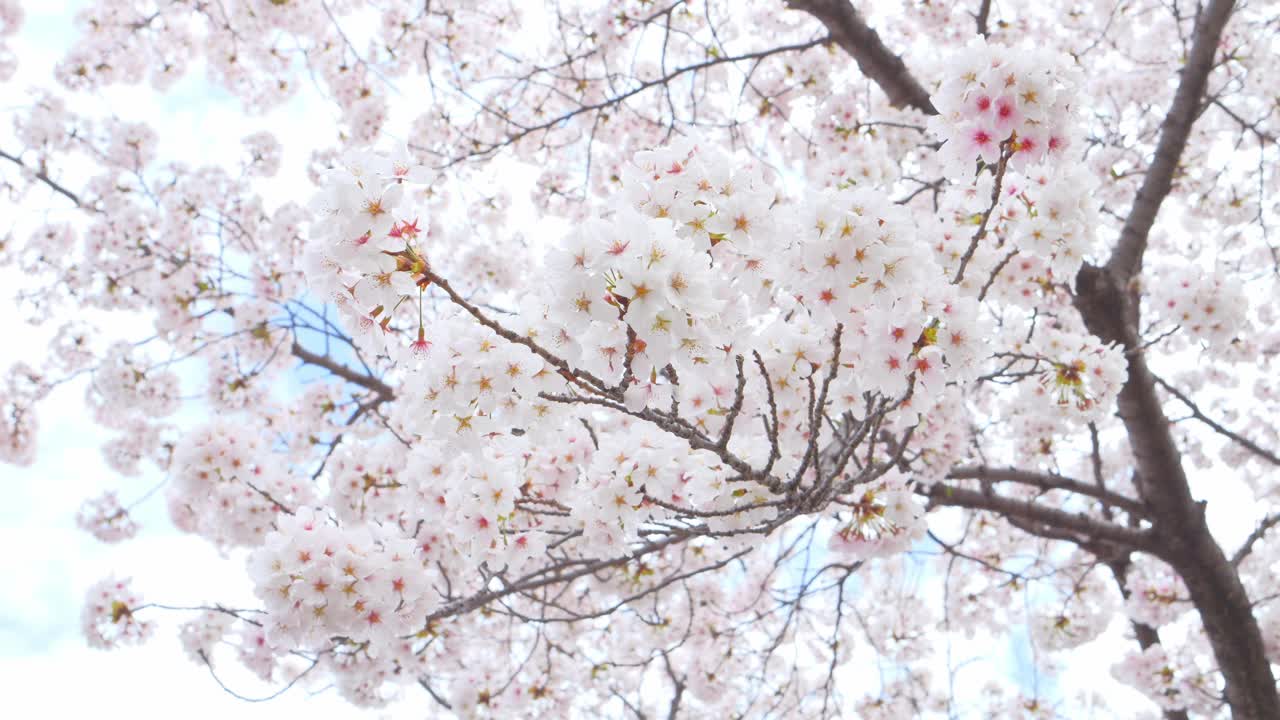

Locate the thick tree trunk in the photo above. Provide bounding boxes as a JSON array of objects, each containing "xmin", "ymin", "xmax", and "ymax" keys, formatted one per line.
[
  {"xmin": 1078, "ymin": 266, "xmax": 1279, "ymax": 719},
  {"xmin": 795, "ymin": 0, "xmax": 1279, "ymax": 715},
  {"xmin": 1071, "ymin": 0, "xmax": 1278, "ymax": 713}
]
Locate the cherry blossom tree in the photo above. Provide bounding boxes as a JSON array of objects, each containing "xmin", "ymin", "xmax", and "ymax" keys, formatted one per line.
[{"xmin": 3, "ymin": 0, "xmax": 1279, "ymax": 717}]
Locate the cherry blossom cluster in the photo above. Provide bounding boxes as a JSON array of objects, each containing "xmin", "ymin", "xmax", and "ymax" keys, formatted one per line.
[
  {"xmin": 155, "ymin": 144, "xmax": 1033, "ymax": 720},
  {"xmin": 1028, "ymin": 561, "xmax": 1116, "ymax": 651},
  {"xmin": 270, "ymin": 136, "xmax": 1022, "ymax": 674},
  {"xmin": 178, "ymin": 609, "xmax": 300, "ymax": 684},
  {"xmin": 1123, "ymin": 555, "xmax": 1191, "ymax": 628},
  {"xmin": 806, "ymin": 94, "xmax": 903, "ymax": 190},
  {"xmin": 237, "ymin": 623, "xmax": 284, "ymax": 683},
  {"xmin": 324, "ymin": 442, "xmax": 410, "ymax": 526},
  {"xmin": 10, "ymin": 95, "xmax": 75, "ymax": 161},
  {"xmin": 15, "ymin": 1, "xmax": 1278, "ymax": 714},
  {"xmin": 248, "ymin": 507, "xmax": 432, "ymax": 651},
  {"xmin": 305, "ymin": 148, "xmax": 433, "ymax": 360},
  {"xmin": 0, "ymin": 0, "xmax": 19, "ymax": 81},
  {"xmin": 395, "ymin": 318, "xmax": 559, "ymax": 456},
  {"xmin": 75, "ymin": 491, "xmax": 139, "ymax": 543},
  {"xmin": 1014, "ymin": 326, "xmax": 1128, "ymax": 424},
  {"xmin": 828, "ymin": 469, "xmax": 926, "ymax": 560},
  {"xmin": 549, "ymin": 140, "xmax": 990, "ymax": 424},
  {"xmin": 82, "ymin": 576, "xmax": 154, "ymax": 650},
  {"xmin": 168, "ymin": 420, "xmax": 316, "ymax": 548},
  {"xmin": 929, "ymin": 38, "xmax": 1081, "ymax": 174},
  {"xmin": 307, "ymin": 139, "xmax": 995, "ymax": 498},
  {"xmin": 922, "ymin": 87, "xmax": 1099, "ymax": 297},
  {"xmin": 569, "ymin": 425, "xmax": 744, "ymax": 550},
  {"xmin": 1148, "ymin": 263, "xmax": 1248, "ymax": 347},
  {"xmin": 241, "ymin": 131, "xmax": 283, "ymax": 178},
  {"xmin": 177, "ymin": 610, "xmax": 235, "ymax": 668},
  {"xmin": 409, "ymin": 428, "xmax": 570, "ymax": 572},
  {"xmin": 0, "ymin": 363, "xmax": 43, "ymax": 466},
  {"xmin": 1112, "ymin": 644, "xmax": 1217, "ymax": 714},
  {"xmin": 947, "ymin": 164, "xmax": 1099, "ymax": 284},
  {"xmin": 100, "ymin": 418, "xmax": 169, "ymax": 477},
  {"xmin": 48, "ymin": 322, "xmax": 96, "ymax": 373},
  {"xmin": 88, "ymin": 343, "xmax": 180, "ymax": 420}
]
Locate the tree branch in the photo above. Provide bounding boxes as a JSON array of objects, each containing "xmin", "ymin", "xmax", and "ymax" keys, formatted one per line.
[
  {"xmin": 947, "ymin": 465, "xmax": 1148, "ymax": 518},
  {"xmin": 1104, "ymin": 0, "xmax": 1237, "ymax": 280},
  {"xmin": 433, "ymin": 36, "xmax": 831, "ymax": 165},
  {"xmin": 1232, "ymin": 512, "xmax": 1280, "ymax": 567},
  {"xmin": 0, "ymin": 148, "xmax": 91, "ymax": 209},
  {"xmin": 974, "ymin": 0, "xmax": 994, "ymax": 38},
  {"xmin": 786, "ymin": 0, "xmax": 937, "ymax": 115},
  {"xmin": 1152, "ymin": 374, "xmax": 1280, "ymax": 467},
  {"xmin": 925, "ymin": 483, "xmax": 1156, "ymax": 550},
  {"xmin": 290, "ymin": 343, "xmax": 394, "ymax": 398},
  {"xmin": 1074, "ymin": 2, "xmax": 1279, "ymax": 716}
]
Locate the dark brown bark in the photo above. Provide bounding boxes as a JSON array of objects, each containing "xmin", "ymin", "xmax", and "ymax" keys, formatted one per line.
[
  {"xmin": 1074, "ymin": 0, "xmax": 1278, "ymax": 715},
  {"xmin": 1079, "ymin": 268, "xmax": 1278, "ymax": 718},
  {"xmin": 800, "ymin": 0, "xmax": 1276, "ymax": 714},
  {"xmin": 786, "ymin": 0, "xmax": 937, "ymax": 115},
  {"xmin": 1104, "ymin": 0, "xmax": 1238, "ymax": 281},
  {"xmin": 926, "ymin": 481, "xmax": 1155, "ymax": 550}
]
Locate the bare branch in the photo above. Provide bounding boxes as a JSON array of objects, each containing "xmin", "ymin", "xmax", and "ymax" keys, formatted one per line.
[
  {"xmin": 290, "ymin": 343, "xmax": 394, "ymax": 398},
  {"xmin": 1153, "ymin": 374, "xmax": 1280, "ymax": 467},
  {"xmin": 1233, "ymin": 513, "xmax": 1280, "ymax": 567},
  {"xmin": 974, "ymin": 0, "xmax": 994, "ymax": 38},
  {"xmin": 947, "ymin": 465, "xmax": 1148, "ymax": 518},
  {"xmin": 925, "ymin": 483, "xmax": 1156, "ymax": 550},
  {"xmin": 0, "ymin": 148, "xmax": 92, "ymax": 209}
]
